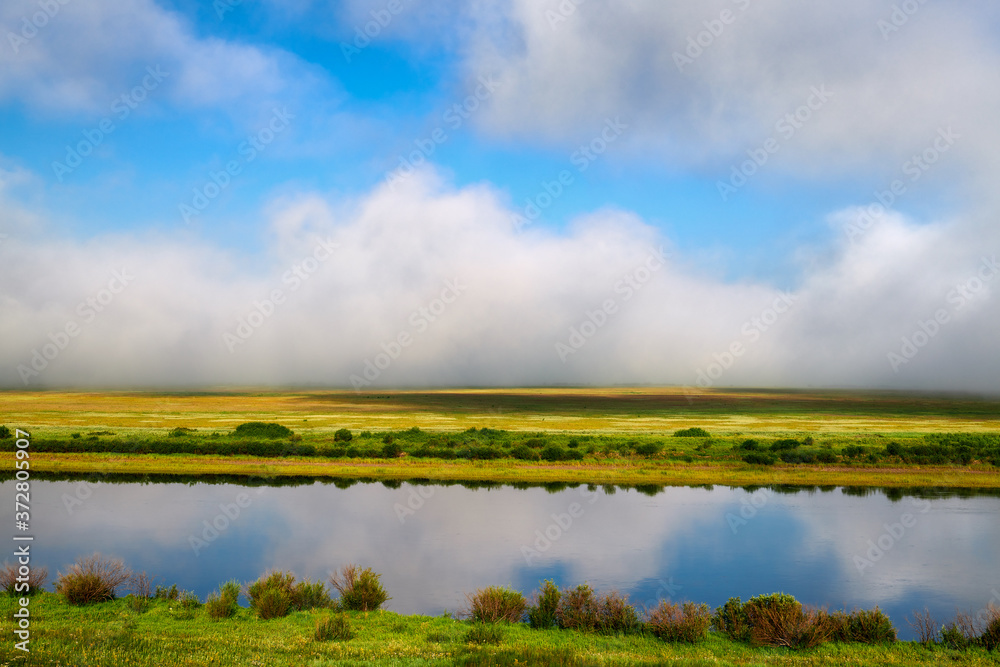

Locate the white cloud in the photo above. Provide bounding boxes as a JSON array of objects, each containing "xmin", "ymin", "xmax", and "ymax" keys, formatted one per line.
[
  {"xmin": 0, "ymin": 0, "xmax": 326, "ymax": 119},
  {"xmin": 0, "ymin": 165, "xmax": 996, "ymax": 391}
]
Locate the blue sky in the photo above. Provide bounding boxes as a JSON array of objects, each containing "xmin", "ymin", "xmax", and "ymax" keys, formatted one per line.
[{"xmin": 1, "ymin": 0, "xmax": 998, "ymax": 389}]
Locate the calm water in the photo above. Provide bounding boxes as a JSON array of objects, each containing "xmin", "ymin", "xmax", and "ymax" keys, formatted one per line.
[{"xmin": 7, "ymin": 476, "xmax": 1000, "ymax": 639}]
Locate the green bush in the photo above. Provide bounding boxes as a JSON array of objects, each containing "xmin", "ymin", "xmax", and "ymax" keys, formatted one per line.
[
  {"xmin": 565, "ymin": 449, "xmax": 584, "ymax": 461},
  {"xmin": 382, "ymin": 442, "xmax": 402, "ymax": 458},
  {"xmin": 527, "ymin": 580, "xmax": 560, "ymax": 629},
  {"xmin": 511, "ymin": 445, "xmax": 540, "ymax": 461},
  {"xmin": 829, "ymin": 607, "xmax": 896, "ymax": 644},
  {"xmin": 247, "ymin": 571, "xmax": 297, "ymax": 619},
  {"xmin": 980, "ymin": 606, "xmax": 1000, "ymax": 651},
  {"xmin": 738, "ymin": 439, "xmax": 760, "ymax": 451},
  {"xmin": 233, "ymin": 422, "xmax": 293, "ymax": 439},
  {"xmin": 714, "ymin": 597, "xmax": 751, "ymax": 642},
  {"xmin": 169, "ymin": 427, "xmax": 195, "ymax": 437},
  {"xmin": 674, "ymin": 427, "xmax": 709, "ymax": 437},
  {"xmin": 0, "ymin": 426, "xmax": 12, "ymax": 439},
  {"xmin": 634, "ymin": 442, "xmax": 662, "ymax": 457},
  {"xmin": 816, "ymin": 451, "xmax": 838, "ymax": 464},
  {"xmin": 769, "ymin": 439, "xmax": 800, "ymax": 452},
  {"xmin": 647, "ymin": 601, "xmax": 712, "ymax": 643},
  {"xmin": 842, "ymin": 445, "xmax": 867, "ymax": 458},
  {"xmin": 540, "ymin": 445, "xmax": 567, "ymax": 462},
  {"xmin": 556, "ymin": 584, "xmax": 600, "ymax": 631},
  {"xmin": 465, "ymin": 623, "xmax": 505, "ymax": 645},
  {"xmin": 55, "ymin": 554, "xmax": 131, "ymax": 605},
  {"xmin": 742, "ymin": 452, "xmax": 776, "ymax": 465},
  {"xmin": 206, "ymin": 580, "xmax": 240, "ymax": 620},
  {"xmin": 334, "ymin": 428, "xmax": 353, "ymax": 442},
  {"xmin": 466, "ymin": 586, "xmax": 526, "ymax": 623},
  {"xmin": 315, "ymin": 613, "xmax": 353, "ymax": 641},
  {"xmin": 330, "ymin": 565, "xmax": 389, "ymax": 611},
  {"xmin": 255, "ymin": 587, "xmax": 290, "ymax": 620}
]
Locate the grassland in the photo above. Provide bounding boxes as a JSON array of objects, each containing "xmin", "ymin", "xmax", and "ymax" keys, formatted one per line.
[
  {"xmin": 2, "ymin": 593, "xmax": 999, "ymax": 666},
  {"xmin": 2, "ymin": 388, "xmax": 999, "ymax": 487}
]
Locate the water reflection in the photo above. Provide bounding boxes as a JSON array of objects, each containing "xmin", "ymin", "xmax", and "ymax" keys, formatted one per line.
[{"xmin": 6, "ymin": 474, "xmax": 999, "ymax": 640}]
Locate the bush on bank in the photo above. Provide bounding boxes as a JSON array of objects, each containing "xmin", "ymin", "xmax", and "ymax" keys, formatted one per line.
[{"xmin": 16, "ymin": 555, "xmax": 1000, "ymax": 652}]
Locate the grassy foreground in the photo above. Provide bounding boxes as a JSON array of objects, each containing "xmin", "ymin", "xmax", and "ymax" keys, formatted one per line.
[{"xmin": 2, "ymin": 594, "xmax": 998, "ymax": 667}]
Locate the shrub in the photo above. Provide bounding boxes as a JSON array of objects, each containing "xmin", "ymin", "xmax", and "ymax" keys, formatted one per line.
[
  {"xmin": 596, "ymin": 591, "xmax": 640, "ymax": 634},
  {"xmin": 556, "ymin": 584, "xmax": 600, "ymax": 631},
  {"xmin": 169, "ymin": 427, "xmax": 195, "ymax": 437},
  {"xmin": 743, "ymin": 593, "xmax": 831, "ymax": 649},
  {"xmin": 0, "ymin": 426, "xmax": 12, "ymax": 439},
  {"xmin": 465, "ymin": 623, "xmax": 505, "ymax": 645},
  {"xmin": 247, "ymin": 571, "xmax": 294, "ymax": 619},
  {"xmin": 780, "ymin": 451, "xmax": 816, "ymax": 464},
  {"xmin": 738, "ymin": 439, "xmax": 760, "ymax": 451},
  {"xmin": 527, "ymin": 580, "xmax": 560, "ymax": 629},
  {"xmin": 842, "ymin": 445, "xmax": 867, "ymax": 458},
  {"xmin": 647, "ymin": 601, "xmax": 712, "ymax": 643},
  {"xmin": 980, "ymin": 604, "xmax": 1000, "ymax": 651},
  {"xmin": 830, "ymin": 607, "xmax": 896, "ymax": 644},
  {"xmin": 524, "ymin": 438, "xmax": 547, "ymax": 449},
  {"xmin": 255, "ymin": 587, "xmax": 290, "ymax": 620},
  {"xmin": 154, "ymin": 584, "xmax": 179, "ymax": 600},
  {"xmin": 674, "ymin": 427, "xmax": 709, "ymax": 437},
  {"xmin": 330, "ymin": 565, "xmax": 389, "ymax": 611},
  {"xmin": 315, "ymin": 613, "xmax": 353, "ymax": 641},
  {"xmin": 233, "ymin": 422, "xmax": 293, "ymax": 439},
  {"xmin": 55, "ymin": 553, "xmax": 131, "ymax": 605},
  {"xmin": 634, "ymin": 442, "xmax": 662, "ymax": 457},
  {"xmin": 769, "ymin": 439, "xmax": 800, "ymax": 452},
  {"xmin": 511, "ymin": 445, "xmax": 540, "ymax": 461},
  {"xmin": 467, "ymin": 586, "xmax": 526, "ymax": 624},
  {"xmin": 206, "ymin": 580, "xmax": 241, "ymax": 620},
  {"xmin": 742, "ymin": 452, "xmax": 776, "ymax": 465},
  {"xmin": 713, "ymin": 597, "xmax": 750, "ymax": 642},
  {"xmin": 540, "ymin": 445, "xmax": 567, "ymax": 462},
  {"xmin": 565, "ymin": 449, "xmax": 584, "ymax": 461},
  {"xmin": 334, "ymin": 428, "xmax": 353, "ymax": 442},
  {"xmin": 382, "ymin": 442, "xmax": 402, "ymax": 458},
  {"xmin": 1, "ymin": 562, "xmax": 48, "ymax": 596},
  {"xmin": 816, "ymin": 451, "xmax": 838, "ymax": 464}
]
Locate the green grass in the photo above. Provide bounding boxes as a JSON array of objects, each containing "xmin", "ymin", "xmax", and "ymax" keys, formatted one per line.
[{"xmin": 2, "ymin": 593, "xmax": 998, "ymax": 666}]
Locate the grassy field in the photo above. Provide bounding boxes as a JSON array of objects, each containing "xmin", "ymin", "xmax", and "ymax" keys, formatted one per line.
[
  {"xmin": 2, "ymin": 388, "xmax": 999, "ymax": 488},
  {"xmin": 3, "ymin": 387, "xmax": 1000, "ymax": 434},
  {"xmin": 2, "ymin": 593, "xmax": 998, "ymax": 667}
]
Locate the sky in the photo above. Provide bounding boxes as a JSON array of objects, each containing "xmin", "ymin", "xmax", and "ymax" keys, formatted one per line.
[{"xmin": 0, "ymin": 0, "xmax": 998, "ymax": 391}]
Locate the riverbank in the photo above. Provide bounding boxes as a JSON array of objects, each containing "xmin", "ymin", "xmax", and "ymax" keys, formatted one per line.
[
  {"xmin": 12, "ymin": 451, "xmax": 1000, "ymax": 489},
  {"xmin": 1, "ymin": 594, "xmax": 996, "ymax": 666}
]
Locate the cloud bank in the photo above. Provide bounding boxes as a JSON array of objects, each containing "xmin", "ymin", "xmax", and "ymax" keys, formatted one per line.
[{"xmin": 1, "ymin": 167, "xmax": 996, "ymax": 390}]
